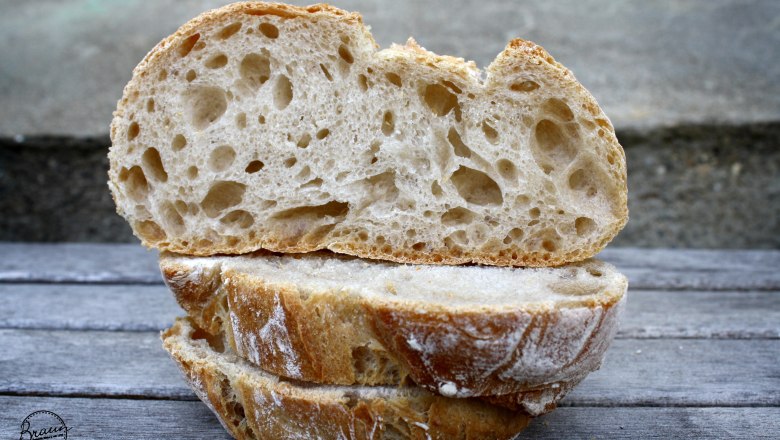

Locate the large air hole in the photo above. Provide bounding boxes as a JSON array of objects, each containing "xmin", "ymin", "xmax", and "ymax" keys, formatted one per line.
[
  {"xmin": 205, "ymin": 53, "xmax": 228, "ymax": 69},
  {"xmin": 386, "ymin": 72, "xmax": 402, "ymax": 87},
  {"xmin": 362, "ymin": 171, "xmax": 399, "ymax": 204},
  {"xmin": 543, "ymin": 98, "xmax": 574, "ymax": 121},
  {"xmin": 510, "ymin": 80, "xmax": 539, "ymax": 92},
  {"xmin": 142, "ymin": 148, "xmax": 167, "ymax": 182},
  {"xmin": 201, "ymin": 181, "xmax": 246, "ymax": 218},
  {"xmin": 382, "ymin": 111, "xmax": 395, "ymax": 136},
  {"xmin": 532, "ymin": 119, "xmax": 577, "ymax": 172},
  {"xmin": 569, "ymin": 169, "xmax": 596, "ymax": 196},
  {"xmin": 118, "ymin": 166, "xmax": 148, "ymax": 202},
  {"xmin": 178, "ymin": 34, "xmax": 200, "ymax": 57},
  {"xmin": 259, "ymin": 22, "xmax": 279, "ymax": 38},
  {"xmin": 271, "ymin": 201, "xmax": 350, "ymax": 222},
  {"xmin": 161, "ymin": 202, "xmax": 185, "ymax": 235},
  {"xmin": 441, "ymin": 207, "xmax": 477, "ymax": 226},
  {"xmin": 184, "ymin": 86, "xmax": 227, "ymax": 130},
  {"xmin": 273, "ymin": 75, "xmax": 293, "ymax": 110},
  {"xmin": 338, "ymin": 45, "xmax": 354, "ymax": 64},
  {"xmin": 209, "ymin": 145, "xmax": 236, "ymax": 172},
  {"xmin": 297, "ymin": 133, "xmax": 311, "ymax": 148},
  {"xmin": 503, "ymin": 227, "xmax": 524, "ymax": 244},
  {"xmin": 482, "ymin": 120, "xmax": 499, "ymax": 144},
  {"xmin": 135, "ymin": 220, "xmax": 166, "ymax": 243},
  {"xmin": 450, "ymin": 166, "xmax": 503, "ymax": 206},
  {"xmin": 316, "ymin": 128, "xmax": 330, "ymax": 140},
  {"xmin": 496, "ymin": 159, "xmax": 517, "ymax": 180},
  {"xmin": 219, "ymin": 22, "xmax": 242, "ymax": 39},
  {"xmin": 221, "ymin": 210, "xmax": 255, "ymax": 228},
  {"xmin": 575, "ymin": 217, "xmax": 596, "ymax": 237},
  {"xmin": 127, "ymin": 122, "xmax": 140, "ymax": 141},
  {"xmin": 240, "ymin": 51, "xmax": 271, "ymax": 90},
  {"xmin": 185, "ymin": 70, "xmax": 197, "ymax": 82},
  {"xmin": 447, "ymin": 127, "xmax": 472, "ymax": 158},
  {"xmin": 421, "ymin": 84, "xmax": 460, "ymax": 118},
  {"xmin": 245, "ymin": 160, "xmax": 264, "ymax": 173}
]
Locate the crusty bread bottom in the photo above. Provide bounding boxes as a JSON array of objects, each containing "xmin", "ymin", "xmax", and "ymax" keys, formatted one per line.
[
  {"xmin": 161, "ymin": 251, "xmax": 626, "ymax": 415},
  {"xmin": 163, "ymin": 317, "xmax": 530, "ymax": 440}
]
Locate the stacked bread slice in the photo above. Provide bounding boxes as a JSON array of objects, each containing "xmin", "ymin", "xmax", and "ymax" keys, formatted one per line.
[{"xmin": 109, "ymin": 2, "xmax": 629, "ymax": 438}]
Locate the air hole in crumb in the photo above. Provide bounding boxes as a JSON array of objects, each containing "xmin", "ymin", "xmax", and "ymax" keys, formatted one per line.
[
  {"xmin": 445, "ymin": 127, "xmax": 471, "ymax": 158},
  {"xmin": 142, "ymin": 148, "xmax": 167, "ymax": 182},
  {"xmin": 187, "ymin": 166, "xmax": 198, "ymax": 179},
  {"xmin": 136, "ymin": 220, "xmax": 166, "ymax": 242},
  {"xmin": 358, "ymin": 74, "xmax": 368, "ymax": 92},
  {"xmin": 236, "ymin": 113, "xmax": 247, "ymax": 129},
  {"xmin": 319, "ymin": 64, "xmax": 334, "ymax": 81},
  {"xmin": 205, "ymin": 53, "xmax": 228, "ymax": 69},
  {"xmin": 543, "ymin": 98, "xmax": 574, "ymax": 121},
  {"xmin": 382, "ymin": 111, "xmax": 395, "ymax": 136},
  {"xmin": 316, "ymin": 128, "xmax": 330, "ymax": 140},
  {"xmin": 442, "ymin": 80, "xmax": 462, "ymax": 94},
  {"xmin": 431, "ymin": 181, "xmax": 443, "ymax": 197},
  {"xmin": 496, "ymin": 159, "xmax": 517, "ymax": 180},
  {"xmin": 219, "ymin": 22, "xmax": 242, "ymax": 39},
  {"xmin": 386, "ymin": 72, "xmax": 402, "ymax": 87},
  {"xmin": 297, "ymin": 133, "xmax": 311, "ymax": 148},
  {"xmin": 529, "ymin": 207, "xmax": 540, "ymax": 218},
  {"xmin": 575, "ymin": 217, "xmax": 596, "ymax": 237},
  {"xmin": 451, "ymin": 166, "xmax": 503, "ymax": 206},
  {"xmin": 273, "ymin": 75, "xmax": 293, "ymax": 110},
  {"xmin": 258, "ymin": 115, "xmax": 266, "ymax": 124},
  {"xmin": 284, "ymin": 157, "xmax": 297, "ymax": 168},
  {"xmin": 259, "ymin": 22, "xmax": 279, "ymax": 38},
  {"xmin": 532, "ymin": 119, "xmax": 577, "ymax": 172},
  {"xmin": 209, "ymin": 145, "xmax": 236, "ymax": 172},
  {"xmin": 201, "ymin": 181, "xmax": 246, "ymax": 218},
  {"xmin": 412, "ymin": 242, "xmax": 426, "ymax": 251},
  {"xmin": 441, "ymin": 207, "xmax": 476, "ymax": 226},
  {"xmin": 240, "ymin": 51, "xmax": 271, "ymax": 90},
  {"xmin": 184, "ymin": 86, "xmax": 227, "ymax": 130},
  {"xmin": 172, "ymin": 134, "xmax": 187, "ymax": 151},
  {"xmin": 118, "ymin": 166, "xmax": 148, "ymax": 202},
  {"xmin": 503, "ymin": 227, "xmax": 524, "ymax": 244},
  {"xmin": 421, "ymin": 84, "xmax": 460, "ymax": 118},
  {"xmin": 587, "ymin": 268, "xmax": 603, "ymax": 277},
  {"xmin": 127, "ymin": 122, "xmax": 140, "ymax": 140},
  {"xmin": 161, "ymin": 202, "xmax": 185, "ymax": 235},
  {"xmin": 221, "ymin": 210, "xmax": 255, "ymax": 228},
  {"xmin": 185, "ymin": 70, "xmax": 197, "ymax": 82},
  {"xmin": 178, "ymin": 34, "xmax": 200, "ymax": 57},
  {"xmin": 482, "ymin": 120, "xmax": 499, "ymax": 144},
  {"xmin": 245, "ymin": 160, "xmax": 264, "ymax": 173},
  {"xmin": 510, "ymin": 80, "xmax": 539, "ymax": 92},
  {"xmin": 146, "ymin": 99, "xmax": 155, "ymax": 112},
  {"xmin": 338, "ymin": 45, "xmax": 354, "ymax": 64}
]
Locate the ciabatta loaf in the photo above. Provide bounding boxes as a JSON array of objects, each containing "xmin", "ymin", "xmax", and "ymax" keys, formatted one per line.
[
  {"xmin": 161, "ymin": 251, "xmax": 626, "ymax": 415},
  {"xmin": 163, "ymin": 318, "xmax": 530, "ymax": 439},
  {"xmin": 110, "ymin": 1, "xmax": 628, "ymax": 267}
]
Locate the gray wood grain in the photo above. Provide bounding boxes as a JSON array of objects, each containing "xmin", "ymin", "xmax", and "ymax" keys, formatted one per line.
[
  {"xmin": 0, "ymin": 396, "xmax": 776, "ymax": 439},
  {"xmin": 0, "ymin": 284, "xmax": 179, "ymax": 331},
  {"xmin": 2, "ymin": 329, "xmax": 778, "ymax": 406},
  {"xmin": 2, "ymin": 244, "xmax": 780, "ymax": 290},
  {"xmin": 2, "ymin": 283, "xmax": 778, "ymax": 339}
]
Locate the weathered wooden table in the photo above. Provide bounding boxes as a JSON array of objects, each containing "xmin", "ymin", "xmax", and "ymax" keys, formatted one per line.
[{"xmin": 0, "ymin": 244, "xmax": 778, "ymax": 439}]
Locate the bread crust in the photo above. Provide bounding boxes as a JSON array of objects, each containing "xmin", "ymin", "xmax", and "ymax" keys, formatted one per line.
[
  {"xmin": 161, "ymin": 251, "xmax": 626, "ymax": 415},
  {"xmin": 109, "ymin": 1, "xmax": 628, "ymax": 267},
  {"xmin": 163, "ymin": 318, "xmax": 530, "ymax": 440}
]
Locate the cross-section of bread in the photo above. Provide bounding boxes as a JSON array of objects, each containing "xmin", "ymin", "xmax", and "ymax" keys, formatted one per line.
[
  {"xmin": 109, "ymin": 1, "xmax": 628, "ymax": 267},
  {"xmin": 161, "ymin": 250, "xmax": 626, "ymax": 415},
  {"xmin": 163, "ymin": 317, "xmax": 530, "ymax": 439}
]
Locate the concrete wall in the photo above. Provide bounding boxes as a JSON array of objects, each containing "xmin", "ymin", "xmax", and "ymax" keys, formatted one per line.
[{"xmin": 1, "ymin": 0, "xmax": 778, "ymax": 247}]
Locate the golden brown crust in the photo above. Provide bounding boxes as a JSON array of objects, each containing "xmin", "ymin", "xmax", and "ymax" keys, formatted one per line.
[
  {"xmin": 109, "ymin": 1, "xmax": 628, "ymax": 268},
  {"xmin": 161, "ymin": 253, "xmax": 627, "ymax": 415},
  {"xmin": 163, "ymin": 318, "xmax": 530, "ymax": 439}
]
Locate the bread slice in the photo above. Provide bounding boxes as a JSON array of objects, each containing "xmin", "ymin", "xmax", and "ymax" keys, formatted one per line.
[
  {"xmin": 109, "ymin": 1, "xmax": 628, "ymax": 267},
  {"xmin": 163, "ymin": 317, "xmax": 530, "ymax": 439},
  {"xmin": 161, "ymin": 250, "xmax": 626, "ymax": 415}
]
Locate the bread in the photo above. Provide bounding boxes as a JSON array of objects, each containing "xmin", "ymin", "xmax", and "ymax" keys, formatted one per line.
[
  {"xmin": 109, "ymin": 1, "xmax": 628, "ymax": 267},
  {"xmin": 161, "ymin": 250, "xmax": 626, "ymax": 415},
  {"xmin": 163, "ymin": 317, "xmax": 530, "ymax": 439}
]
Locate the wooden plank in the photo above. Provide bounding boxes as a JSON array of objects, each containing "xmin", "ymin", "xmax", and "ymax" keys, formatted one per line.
[
  {"xmin": 0, "ymin": 396, "xmax": 230, "ymax": 440},
  {"xmin": 2, "ymin": 284, "xmax": 778, "ymax": 339},
  {"xmin": 1, "ymin": 329, "xmax": 778, "ymax": 406},
  {"xmin": 0, "ymin": 284, "xmax": 179, "ymax": 331},
  {"xmin": 0, "ymin": 397, "xmax": 776, "ymax": 440}
]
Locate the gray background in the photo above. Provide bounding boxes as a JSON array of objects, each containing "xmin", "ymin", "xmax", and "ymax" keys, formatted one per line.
[{"xmin": 1, "ymin": 0, "xmax": 778, "ymax": 248}]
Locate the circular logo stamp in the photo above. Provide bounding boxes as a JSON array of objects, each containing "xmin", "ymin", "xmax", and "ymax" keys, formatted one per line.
[{"xmin": 19, "ymin": 410, "xmax": 69, "ymax": 440}]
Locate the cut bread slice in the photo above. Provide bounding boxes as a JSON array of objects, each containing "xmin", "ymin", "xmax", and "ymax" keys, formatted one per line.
[
  {"xmin": 161, "ymin": 250, "xmax": 627, "ymax": 415},
  {"xmin": 163, "ymin": 317, "xmax": 530, "ymax": 439},
  {"xmin": 109, "ymin": 1, "xmax": 628, "ymax": 267}
]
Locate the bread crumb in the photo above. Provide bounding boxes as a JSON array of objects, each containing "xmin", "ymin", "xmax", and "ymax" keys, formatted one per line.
[{"xmin": 439, "ymin": 381, "xmax": 458, "ymax": 397}]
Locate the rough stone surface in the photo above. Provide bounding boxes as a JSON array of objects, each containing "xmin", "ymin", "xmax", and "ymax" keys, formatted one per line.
[
  {"xmin": 2, "ymin": 124, "xmax": 778, "ymax": 248},
  {"xmin": 1, "ymin": 0, "xmax": 779, "ymax": 136}
]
